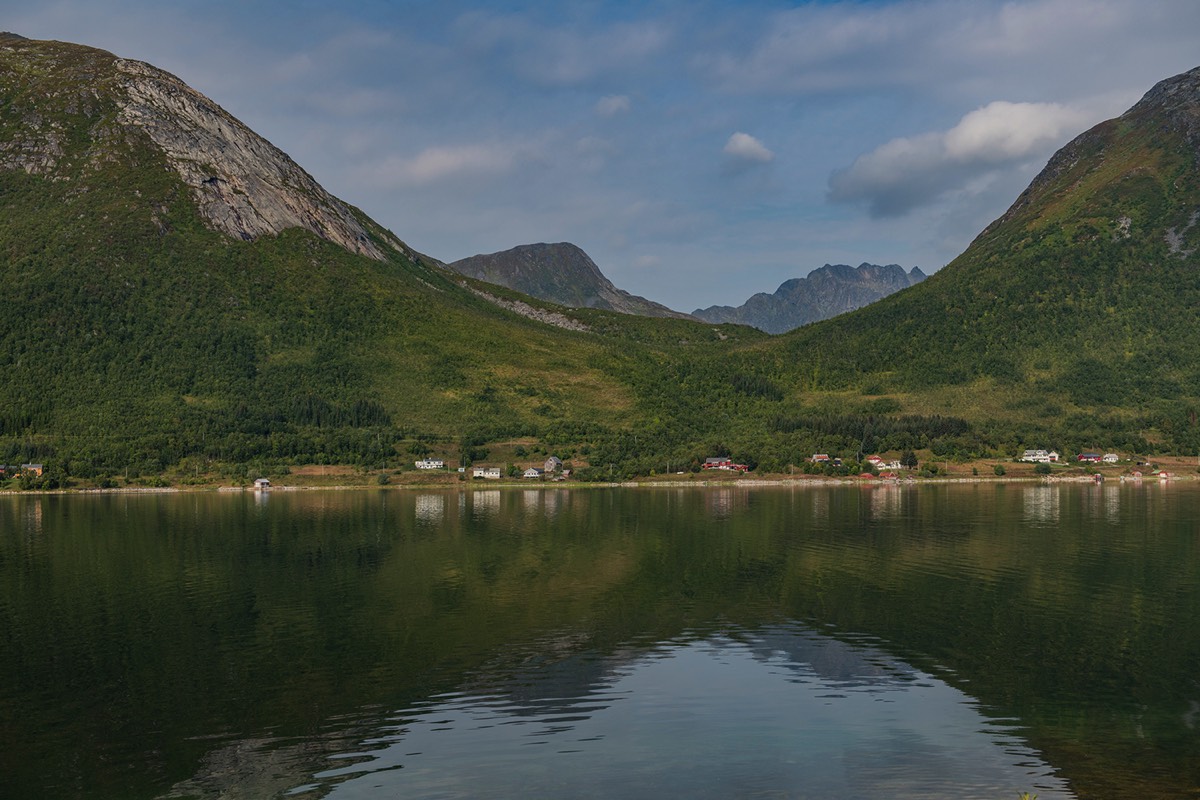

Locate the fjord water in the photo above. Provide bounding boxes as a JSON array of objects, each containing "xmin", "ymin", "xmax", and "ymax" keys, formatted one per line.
[{"xmin": 2, "ymin": 484, "xmax": 1198, "ymax": 799}]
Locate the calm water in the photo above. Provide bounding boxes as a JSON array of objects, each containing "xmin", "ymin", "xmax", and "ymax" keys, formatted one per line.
[{"xmin": 2, "ymin": 482, "xmax": 1199, "ymax": 799}]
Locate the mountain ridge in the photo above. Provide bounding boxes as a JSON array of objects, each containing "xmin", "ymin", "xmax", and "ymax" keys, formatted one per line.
[
  {"xmin": 692, "ymin": 262, "xmax": 926, "ymax": 333},
  {"xmin": 3, "ymin": 32, "xmax": 1200, "ymax": 481},
  {"xmin": 449, "ymin": 242, "xmax": 693, "ymax": 319}
]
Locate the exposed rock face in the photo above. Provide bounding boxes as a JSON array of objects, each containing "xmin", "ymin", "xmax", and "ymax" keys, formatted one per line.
[
  {"xmin": 463, "ymin": 285, "xmax": 590, "ymax": 332},
  {"xmin": 449, "ymin": 243, "xmax": 692, "ymax": 320},
  {"xmin": 693, "ymin": 263, "xmax": 926, "ymax": 334},
  {"xmin": 0, "ymin": 35, "xmax": 406, "ymax": 261},
  {"xmin": 113, "ymin": 59, "xmax": 400, "ymax": 260}
]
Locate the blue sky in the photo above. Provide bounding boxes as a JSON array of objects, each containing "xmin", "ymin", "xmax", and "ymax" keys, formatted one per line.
[{"xmin": 7, "ymin": 1, "xmax": 1200, "ymax": 311}]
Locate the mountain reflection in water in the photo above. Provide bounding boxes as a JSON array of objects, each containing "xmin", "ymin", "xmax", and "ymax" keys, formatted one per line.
[
  {"xmin": 5, "ymin": 483, "xmax": 1199, "ymax": 799},
  {"xmin": 168, "ymin": 625, "xmax": 1070, "ymax": 800}
]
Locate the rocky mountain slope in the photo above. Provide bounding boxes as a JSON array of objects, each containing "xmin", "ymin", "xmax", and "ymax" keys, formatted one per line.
[
  {"xmin": 449, "ymin": 242, "xmax": 692, "ymax": 319},
  {"xmin": 693, "ymin": 263, "xmax": 925, "ymax": 333},
  {"xmin": 0, "ymin": 32, "xmax": 407, "ymax": 262}
]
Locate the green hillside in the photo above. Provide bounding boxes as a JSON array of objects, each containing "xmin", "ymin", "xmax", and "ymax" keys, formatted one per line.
[
  {"xmin": 0, "ymin": 36, "xmax": 790, "ymax": 482},
  {"xmin": 770, "ymin": 65, "xmax": 1200, "ymax": 457},
  {"xmin": 3, "ymin": 34, "xmax": 1200, "ymax": 483}
]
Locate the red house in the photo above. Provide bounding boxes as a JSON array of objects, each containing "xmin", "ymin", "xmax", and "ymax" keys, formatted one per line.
[{"xmin": 703, "ymin": 457, "xmax": 748, "ymax": 472}]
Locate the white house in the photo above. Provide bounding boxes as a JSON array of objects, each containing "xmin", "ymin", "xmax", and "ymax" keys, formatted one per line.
[
  {"xmin": 1103, "ymin": 453, "xmax": 1119, "ymax": 463},
  {"xmin": 1020, "ymin": 449, "xmax": 1059, "ymax": 463},
  {"xmin": 253, "ymin": 477, "xmax": 270, "ymax": 490},
  {"xmin": 523, "ymin": 467, "xmax": 545, "ymax": 479},
  {"xmin": 472, "ymin": 467, "xmax": 502, "ymax": 480},
  {"xmin": 414, "ymin": 459, "xmax": 445, "ymax": 470}
]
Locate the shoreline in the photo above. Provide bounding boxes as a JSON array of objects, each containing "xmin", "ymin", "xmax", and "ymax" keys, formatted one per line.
[{"xmin": 1, "ymin": 470, "xmax": 1192, "ymax": 497}]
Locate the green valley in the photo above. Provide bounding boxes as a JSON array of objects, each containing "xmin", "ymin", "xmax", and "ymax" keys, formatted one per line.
[{"xmin": 2, "ymin": 34, "xmax": 1200, "ymax": 485}]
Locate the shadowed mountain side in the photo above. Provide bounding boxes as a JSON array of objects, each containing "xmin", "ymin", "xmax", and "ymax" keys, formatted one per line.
[{"xmin": 693, "ymin": 263, "xmax": 926, "ymax": 333}]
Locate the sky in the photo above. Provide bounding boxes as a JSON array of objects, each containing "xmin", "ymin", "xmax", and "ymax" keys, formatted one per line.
[{"xmin": 6, "ymin": 0, "xmax": 1200, "ymax": 311}]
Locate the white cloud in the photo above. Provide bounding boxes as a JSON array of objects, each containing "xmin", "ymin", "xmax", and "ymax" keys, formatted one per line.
[
  {"xmin": 724, "ymin": 132, "xmax": 774, "ymax": 163},
  {"xmin": 595, "ymin": 94, "xmax": 631, "ymax": 116},
  {"xmin": 943, "ymin": 101, "xmax": 1089, "ymax": 161},
  {"xmin": 828, "ymin": 100, "xmax": 1091, "ymax": 216}
]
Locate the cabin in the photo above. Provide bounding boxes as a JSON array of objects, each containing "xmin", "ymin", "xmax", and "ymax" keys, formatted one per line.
[
  {"xmin": 472, "ymin": 467, "xmax": 502, "ymax": 480},
  {"xmin": 544, "ymin": 456, "xmax": 563, "ymax": 473},
  {"xmin": 20, "ymin": 463, "xmax": 43, "ymax": 477},
  {"xmin": 702, "ymin": 457, "xmax": 748, "ymax": 472},
  {"xmin": 414, "ymin": 459, "xmax": 445, "ymax": 470},
  {"xmin": 866, "ymin": 456, "xmax": 904, "ymax": 470},
  {"xmin": 523, "ymin": 467, "xmax": 545, "ymax": 479},
  {"xmin": 253, "ymin": 477, "xmax": 270, "ymax": 490}
]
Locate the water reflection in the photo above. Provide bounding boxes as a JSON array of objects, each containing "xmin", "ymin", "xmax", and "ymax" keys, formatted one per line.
[
  {"xmin": 1023, "ymin": 485, "xmax": 1060, "ymax": 524},
  {"xmin": 414, "ymin": 493, "xmax": 445, "ymax": 524},
  {"xmin": 22, "ymin": 497, "xmax": 42, "ymax": 535},
  {"xmin": 1105, "ymin": 485, "xmax": 1120, "ymax": 522},
  {"xmin": 867, "ymin": 484, "xmax": 903, "ymax": 518},
  {"xmin": 6, "ymin": 485, "xmax": 1200, "ymax": 799},
  {"xmin": 235, "ymin": 624, "xmax": 1072, "ymax": 799},
  {"xmin": 471, "ymin": 489, "xmax": 500, "ymax": 516},
  {"xmin": 704, "ymin": 487, "xmax": 734, "ymax": 518}
]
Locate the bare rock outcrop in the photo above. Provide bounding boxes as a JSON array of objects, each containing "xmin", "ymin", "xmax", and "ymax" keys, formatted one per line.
[{"xmin": 114, "ymin": 58, "xmax": 400, "ymax": 260}]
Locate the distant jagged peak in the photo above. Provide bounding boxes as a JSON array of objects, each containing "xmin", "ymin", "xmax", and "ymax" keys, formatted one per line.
[{"xmin": 692, "ymin": 261, "xmax": 924, "ymax": 334}]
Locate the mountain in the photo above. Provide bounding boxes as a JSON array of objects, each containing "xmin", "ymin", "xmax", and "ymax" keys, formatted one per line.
[
  {"xmin": 449, "ymin": 242, "xmax": 692, "ymax": 319},
  {"xmin": 4, "ymin": 31, "xmax": 1200, "ymax": 478},
  {"xmin": 692, "ymin": 263, "xmax": 926, "ymax": 333},
  {"xmin": 0, "ymin": 34, "xmax": 762, "ymax": 478},
  {"xmin": 775, "ymin": 64, "xmax": 1200, "ymax": 452}
]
